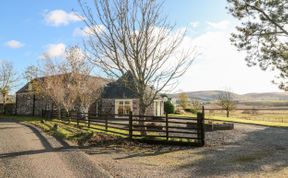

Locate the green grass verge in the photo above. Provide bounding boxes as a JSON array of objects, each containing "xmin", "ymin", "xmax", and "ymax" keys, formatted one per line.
[
  {"xmin": 207, "ymin": 116, "xmax": 288, "ymax": 128},
  {"xmin": 171, "ymin": 113, "xmax": 288, "ymax": 128},
  {"xmin": 0, "ymin": 115, "xmax": 199, "ymax": 143},
  {"xmin": 0, "ymin": 115, "xmax": 94, "ymax": 142}
]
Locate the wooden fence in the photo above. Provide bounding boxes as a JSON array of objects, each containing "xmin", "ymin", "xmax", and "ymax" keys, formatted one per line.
[{"xmin": 42, "ymin": 110, "xmax": 205, "ymax": 146}]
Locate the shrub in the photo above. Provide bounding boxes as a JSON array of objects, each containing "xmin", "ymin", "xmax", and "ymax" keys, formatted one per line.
[
  {"xmin": 164, "ymin": 100, "xmax": 175, "ymax": 114},
  {"xmin": 242, "ymin": 109, "xmax": 258, "ymax": 115},
  {"xmin": 146, "ymin": 123, "xmax": 164, "ymax": 131},
  {"xmin": 191, "ymin": 100, "xmax": 201, "ymax": 114},
  {"xmin": 184, "ymin": 108, "xmax": 193, "ymax": 113}
]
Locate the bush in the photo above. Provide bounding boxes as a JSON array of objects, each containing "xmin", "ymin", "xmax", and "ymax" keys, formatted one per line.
[
  {"xmin": 185, "ymin": 108, "xmax": 200, "ymax": 114},
  {"xmin": 146, "ymin": 123, "xmax": 164, "ymax": 131},
  {"xmin": 164, "ymin": 100, "xmax": 175, "ymax": 114},
  {"xmin": 190, "ymin": 100, "xmax": 201, "ymax": 114},
  {"xmin": 242, "ymin": 109, "xmax": 258, "ymax": 115},
  {"xmin": 184, "ymin": 108, "xmax": 193, "ymax": 113}
]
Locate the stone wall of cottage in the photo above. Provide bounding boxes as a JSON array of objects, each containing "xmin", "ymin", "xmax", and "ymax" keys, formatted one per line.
[
  {"xmin": 0, "ymin": 103, "xmax": 16, "ymax": 115},
  {"xmin": 16, "ymin": 93, "xmax": 53, "ymax": 116},
  {"xmin": 16, "ymin": 93, "xmax": 162, "ymax": 117},
  {"xmin": 34, "ymin": 95, "xmax": 53, "ymax": 116},
  {"xmin": 101, "ymin": 99, "xmax": 115, "ymax": 114},
  {"xmin": 16, "ymin": 93, "xmax": 34, "ymax": 115}
]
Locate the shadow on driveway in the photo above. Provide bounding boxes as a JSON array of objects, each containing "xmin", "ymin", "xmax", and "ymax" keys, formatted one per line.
[{"xmin": 0, "ymin": 121, "xmax": 88, "ymax": 159}]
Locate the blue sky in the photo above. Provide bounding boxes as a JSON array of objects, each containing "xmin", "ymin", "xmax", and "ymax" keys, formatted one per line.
[{"xmin": 0, "ymin": 0, "xmax": 282, "ymax": 94}]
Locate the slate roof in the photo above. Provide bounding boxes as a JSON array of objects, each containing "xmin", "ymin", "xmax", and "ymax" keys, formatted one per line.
[
  {"xmin": 101, "ymin": 72, "xmax": 138, "ymax": 99},
  {"xmin": 16, "ymin": 73, "xmax": 109, "ymax": 94}
]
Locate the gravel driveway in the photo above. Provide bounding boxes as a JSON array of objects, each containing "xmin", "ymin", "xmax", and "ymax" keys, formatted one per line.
[
  {"xmin": 0, "ymin": 120, "xmax": 111, "ymax": 178},
  {"xmin": 84, "ymin": 124, "xmax": 288, "ymax": 178}
]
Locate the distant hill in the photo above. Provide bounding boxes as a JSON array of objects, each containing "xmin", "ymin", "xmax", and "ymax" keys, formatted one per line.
[
  {"xmin": 167, "ymin": 90, "xmax": 288, "ymax": 102},
  {"xmin": 242, "ymin": 92, "xmax": 288, "ymax": 101}
]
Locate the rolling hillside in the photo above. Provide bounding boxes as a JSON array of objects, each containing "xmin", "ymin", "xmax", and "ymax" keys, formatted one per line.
[{"xmin": 168, "ymin": 90, "xmax": 288, "ymax": 102}]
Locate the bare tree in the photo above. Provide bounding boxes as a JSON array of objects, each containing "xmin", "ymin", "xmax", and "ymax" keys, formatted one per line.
[
  {"xmin": 191, "ymin": 99, "xmax": 201, "ymax": 114},
  {"xmin": 178, "ymin": 92, "xmax": 190, "ymax": 110},
  {"xmin": 42, "ymin": 75, "xmax": 68, "ymax": 119},
  {"xmin": 61, "ymin": 46, "xmax": 107, "ymax": 115},
  {"xmin": 31, "ymin": 46, "xmax": 106, "ymax": 119},
  {"xmin": 78, "ymin": 0, "xmax": 196, "ymax": 116},
  {"xmin": 217, "ymin": 90, "xmax": 236, "ymax": 117},
  {"xmin": 76, "ymin": 75, "xmax": 106, "ymax": 114},
  {"xmin": 0, "ymin": 61, "xmax": 18, "ymax": 114}
]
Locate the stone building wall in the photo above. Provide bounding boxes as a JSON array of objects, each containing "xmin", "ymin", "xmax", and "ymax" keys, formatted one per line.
[
  {"xmin": 101, "ymin": 99, "xmax": 115, "ymax": 114},
  {"xmin": 16, "ymin": 93, "xmax": 52, "ymax": 116},
  {"xmin": 0, "ymin": 103, "xmax": 16, "ymax": 115},
  {"xmin": 16, "ymin": 93, "xmax": 34, "ymax": 115},
  {"xmin": 34, "ymin": 95, "xmax": 53, "ymax": 116}
]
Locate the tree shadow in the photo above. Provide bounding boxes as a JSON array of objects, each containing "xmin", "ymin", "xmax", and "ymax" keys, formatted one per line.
[
  {"xmin": 173, "ymin": 126, "xmax": 288, "ymax": 177},
  {"xmin": 85, "ymin": 137, "xmax": 194, "ymax": 159},
  {"xmin": 0, "ymin": 126, "xmax": 22, "ymax": 130},
  {"xmin": 0, "ymin": 122, "xmax": 88, "ymax": 159}
]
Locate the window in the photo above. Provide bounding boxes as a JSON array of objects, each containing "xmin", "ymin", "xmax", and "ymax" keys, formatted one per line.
[
  {"xmin": 154, "ymin": 100, "xmax": 163, "ymax": 116},
  {"xmin": 115, "ymin": 100, "xmax": 132, "ymax": 115}
]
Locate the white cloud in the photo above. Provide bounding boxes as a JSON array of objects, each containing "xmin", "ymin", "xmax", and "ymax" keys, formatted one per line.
[
  {"xmin": 44, "ymin": 10, "xmax": 83, "ymax": 26},
  {"xmin": 73, "ymin": 25, "xmax": 106, "ymax": 37},
  {"xmin": 5, "ymin": 40, "xmax": 24, "ymax": 48},
  {"xmin": 169, "ymin": 22, "xmax": 281, "ymax": 94},
  {"xmin": 41, "ymin": 43, "xmax": 66, "ymax": 59},
  {"xmin": 190, "ymin": 21, "xmax": 199, "ymax": 28},
  {"xmin": 206, "ymin": 20, "xmax": 230, "ymax": 30}
]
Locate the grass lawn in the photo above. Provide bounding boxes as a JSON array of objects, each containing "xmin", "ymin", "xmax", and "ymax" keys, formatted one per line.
[
  {"xmin": 0, "ymin": 115, "xmax": 196, "ymax": 144},
  {"xmin": 0, "ymin": 115, "xmax": 113, "ymax": 143},
  {"xmin": 170, "ymin": 113, "xmax": 288, "ymax": 128}
]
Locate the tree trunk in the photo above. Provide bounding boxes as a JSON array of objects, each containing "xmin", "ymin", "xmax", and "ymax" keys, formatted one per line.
[
  {"xmin": 83, "ymin": 107, "xmax": 89, "ymax": 126},
  {"xmin": 3, "ymin": 94, "xmax": 6, "ymax": 115},
  {"xmin": 139, "ymin": 99, "xmax": 147, "ymax": 136},
  {"xmin": 226, "ymin": 110, "xmax": 229, "ymax": 118}
]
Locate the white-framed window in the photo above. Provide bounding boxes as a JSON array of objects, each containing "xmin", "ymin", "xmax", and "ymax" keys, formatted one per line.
[
  {"xmin": 154, "ymin": 100, "xmax": 163, "ymax": 116},
  {"xmin": 115, "ymin": 99, "xmax": 133, "ymax": 115}
]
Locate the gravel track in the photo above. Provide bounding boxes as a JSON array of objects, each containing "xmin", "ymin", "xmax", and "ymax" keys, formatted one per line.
[
  {"xmin": 84, "ymin": 124, "xmax": 288, "ymax": 178},
  {"xmin": 0, "ymin": 120, "xmax": 111, "ymax": 178}
]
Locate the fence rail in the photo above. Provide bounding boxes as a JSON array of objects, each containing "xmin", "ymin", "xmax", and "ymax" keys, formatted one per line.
[{"xmin": 42, "ymin": 109, "xmax": 205, "ymax": 146}]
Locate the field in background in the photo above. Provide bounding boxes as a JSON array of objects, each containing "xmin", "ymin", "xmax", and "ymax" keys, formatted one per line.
[
  {"xmin": 173, "ymin": 108, "xmax": 288, "ymax": 128},
  {"xmin": 206, "ymin": 109, "xmax": 288, "ymax": 123}
]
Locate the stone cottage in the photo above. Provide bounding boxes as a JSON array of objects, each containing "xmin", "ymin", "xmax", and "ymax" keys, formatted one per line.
[
  {"xmin": 15, "ymin": 74, "xmax": 105, "ymax": 116},
  {"xmin": 101, "ymin": 73, "xmax": 164, "ymax": 116},
  {"xmin": 16, "ymin": 73, "xmax": 164, "ymax": 116}
]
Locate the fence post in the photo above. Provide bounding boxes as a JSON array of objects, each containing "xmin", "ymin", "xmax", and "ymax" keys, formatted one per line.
[
  {"xmin": 88, "ymin": 113, "xmax": 91, "ymax": 128},
  {"xmin": 77, "ymin": 112, "xmax": 80, "ymax": 128},
  {"xmin": 48, "ymin": 110, "xmax": 52, "ymax": 120},
  {"xmin": 196, "ymin": 106, "xmax": 205, "ymax": 146},
  {"xmin": 196, "ymin": 113, "xmax": 201, "ymax": 145},
  {"xmin": 105, "ymin": 116, "xmax": 108, "ymax": 131},
  {"xmin": 165, "ymin": 113, "xmax": 169, "ymax": 141},
  {"xmin": 129, "ymin": 111, "xmax": 133, "ymax": 140},
  {"xmin": 202, "ymin": 106, "xmax": 205, "ymax": 119},
  {"xmin": 60, "ymin": 110, "xmax": 63, "ymax": 120}
]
